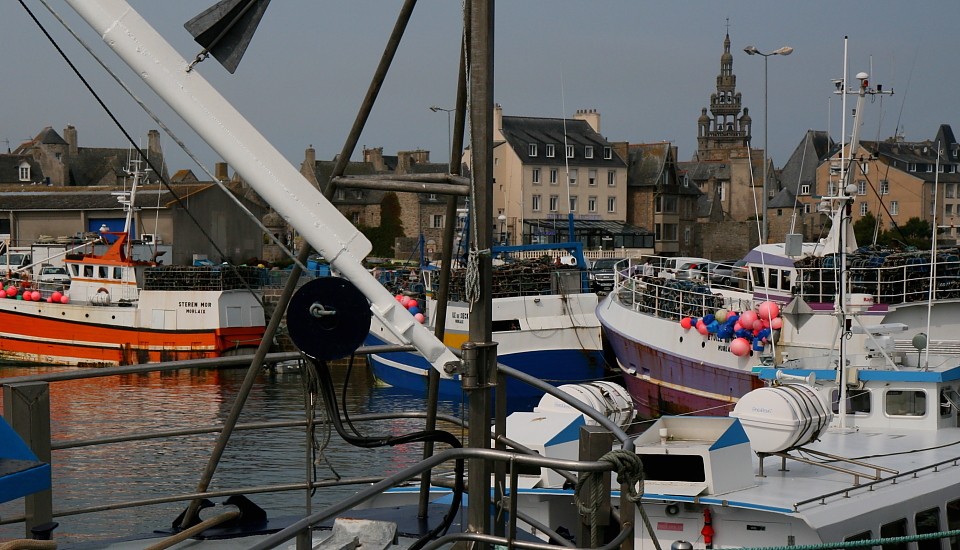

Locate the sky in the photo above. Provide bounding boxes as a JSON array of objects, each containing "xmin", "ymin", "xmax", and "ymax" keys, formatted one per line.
[{"xmin": 2, "ymin": 1, "xmax": 959, "ymax": 179}]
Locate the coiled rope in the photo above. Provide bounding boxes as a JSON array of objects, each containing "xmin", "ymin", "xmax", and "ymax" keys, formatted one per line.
[{"xmin": 574, "ymin": 449, "xmax": 661, "ymax": 550}]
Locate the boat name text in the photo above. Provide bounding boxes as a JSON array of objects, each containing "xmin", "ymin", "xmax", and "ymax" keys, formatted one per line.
[{"xmin": 179, "ymin": 301, "xmax": 212, "ymax": 314}]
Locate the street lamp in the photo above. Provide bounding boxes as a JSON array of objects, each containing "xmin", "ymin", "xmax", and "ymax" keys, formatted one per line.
[
  {"xmin": 498, "ymin": 214, "xmax": 507, "ymax": 245},
  {"xmin": 429, "ymin": 105, "xmax": 454, "ymax": 167},
  {"xmin": 743, "ymin": 44, "xmax": 793, "ymax": 243}
]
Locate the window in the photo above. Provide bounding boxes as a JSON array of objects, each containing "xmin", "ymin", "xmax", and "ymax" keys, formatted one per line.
[
  {"xmin": 948, "ymin": 184, "xmax": 956, "ymax": 199},
  {"xmin": 55, "ymin": 152, "xmax": 62, "ymax": 161},
  {"xmin": 926, "ymin": 164, "xmax": 934, "ymax": 173},
  {"xmin": 947, "ymin": 499, "xmax": 960, "ymax": 550},
  {"xmin": 431, "ymin": 214, "xmax": 444, "ymax": 228},
  {"xmin": 566, "ymin": 145, "xmax": 574, "ymax": 159},
  {"xmin": 832, "ymin": 388, "xmax": 871, "ymax": 414},
  {"xmin": 335, "ymin": 189, "xmax": 345, "ymax": 200},
  {"xmin": 719, "ymin": 182, "xmax": 727, "ymax": 202},
  {"xmin": 768, "ymin": 189, "xmax": 775, "ymax": 199},
  {"xmin": 569, "ymin": 195, "xmax": 578, "ymax": 212},
  {"xmin": 803, "ymin": 203, "xmax": 811, "ymax": 214},
  {"xmin": 545, "ymin": 144, "xmax": 555, "ymax": 158},
  {"xmin": 909, "ymin": 163, "xmax": 918, "ymax": 172},
  {"xmin": 860, "ymin": 203, "xmax": 868, "ymax": 216},
  {"xmin": 532, "ymin": 194, "xmax": 542, "ymax": 211},
  {"xmin": 528, "ymin": 143, "xmax": 538, "ymax": 157},
  {"xmin": 891, "ymin": 201, "xmax": 899, "ymax": 216},
  {"xmin": 607, "ymin": 196, "xmax": 616, "ymax": 213},
  {"xmin": 800, "ymin": 184, "xmax": 810, "ymax": 195},
  {"xmin": 880, "ymin": 519, "xmax": 908, "ymax": 550},
  {"xmin": 844, "ymin": 532, "xmax": 873, "ymax": 546},
  {"xmin": 588, "ymin": 196, "xmax": 597, "ymax": 212},
  {"xmin": 585, "ymin": 146, "xmax": 594, "ymax": 159},
  {"xmin": 351, "ymin": 212, "xmax": 361, "ymax": 224},
  {"xmin": 112, "ymin": 267, "xmax": 122, "ymax": 280},
  {"xmin": 532, "ymin": 168, "xmax": 541, "ymax": 184},
  {"xmin": 885, "ymin": 390, "xmax": 926, "ymax": 416},
  {"xmin": 588, "ymin": 169, "xmax": 597, "ymax": 185},
  {"xmin": 18, "ymin": 162, "xmax": 30, "ymax": 182},
  {"xmin": 569, "ymin": 169, "xmax": 578, "ymax": 185},
  {"xmin": 916, "ymin": 508, "xmax": 942, "ymax": 550},
  {"xmin": 549, "ymin": 195, "xmax": 559, "ymax": 212},
  {"xmin": 858, "ymin": 180, "xmax": 867, "ymax": 195},
  {"xmin": 550, "ymin": 168, "xmax": 558, "ymax": 184},
  {"xmin": 603, "ymin": 146, "xmax": 612, "ymax": 160},
  {"xmin": 607, "ymin": 171, "xmax": 616, "ymax": 187},
  {"xmin": 828, "ymin": 183, "xmax": 837, "ymax": 196},
  {"xmin": 661, "ymin": 223, "xmax": 678, "ymax": 241},
  {"xmin": 880, "ymin": 180, "xmax": 889, "ymax": 195}
]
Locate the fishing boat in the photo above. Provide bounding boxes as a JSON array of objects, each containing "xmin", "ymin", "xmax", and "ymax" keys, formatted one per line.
[
  {"xmin": 366, "ymin": 242, "xmax": 609, "ymax": 400},
  {"xmin": 596, "ymin": 57, "xmax": 958, "ymax": 418},
  {"xmin": 0, "ymin": 162, "xmax": 266, "ymax": 367}
]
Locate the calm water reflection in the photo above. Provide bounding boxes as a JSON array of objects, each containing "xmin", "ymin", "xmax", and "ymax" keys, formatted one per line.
[{"xmin": 0, "ymin": 361, "xmax": 471, "ymax": 544}]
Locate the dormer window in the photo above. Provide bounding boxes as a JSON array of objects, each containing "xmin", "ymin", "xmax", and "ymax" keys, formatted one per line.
[
  {"xmin": 603, "ymin": 146, "xmax": 612, "ymax": 160},
  {"xmin": 585, "ymin": 146, "xmax": 594, "ymax": 159},
  {"xmin": 566, "ymin": 145, "xmax": 574, "ymax": 159},
  {"xmin": 545, "ymin": 144, "xmax": 555, "ymax": 158},
  {"xmin": 18, "ymin": 162, "xmax": 30, "ymax": 182},
  {"xmin": 528, "ymin": 143, "xmax": 538, "ymax": 157}
]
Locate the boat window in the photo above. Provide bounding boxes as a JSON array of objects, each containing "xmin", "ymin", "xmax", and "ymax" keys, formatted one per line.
[
  {"xmin": 70, "ymin": 264, "xmax": 79, "ymax": 277},
  {"xmin": 946, "ymin": 499, "xmax": 960, "ymax": 550},
  {"xmin": 638, "ymin": 453, "xmax": 706, "ymax": 482},
  {"xmin": 916, "ymin": 507, "xmax": 943, "ymax": 550},
  {"xmin": 779, "ymin": 270, "xmax": 791, "ymax": 291},
  {"xmin": 113, "ymin": 267, "xmax": 123, "ymax": 280},
  {"xmin": 843, "ymin": 531, "xmax": 872, "ymax": 544},
  {"xmin": 99, "ymin": 266, "xmax": 109, "ymax": 278},
  {"xmin": 752, "ymin": 266, "xmax": 765, "ymax": 287},
  {"xmin": 880, "ymin": 518, "xmax": 908, "ymax": 550},
  {"xmin": 832, "ymin": 388, "xmax": 871, "ymax": 414},
  {"xmin": 83, "ymin": 265, "xmax": 94, "ymax": 278},
  {"xmin": 492, "ymin": 319, "xmax": 521, "ymax": 332},
  {"xmin": 942, "ymin": 389, "xmax": 960, "ymax": 417},
  {"xmin": 885, "ymin": 390, "xmax": 926, "ymax": 417}
]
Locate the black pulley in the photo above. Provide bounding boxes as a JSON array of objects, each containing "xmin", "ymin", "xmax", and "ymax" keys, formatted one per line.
[{"xmin": 287, "ymin": 277, "xmax": 371, "ymax": 361}]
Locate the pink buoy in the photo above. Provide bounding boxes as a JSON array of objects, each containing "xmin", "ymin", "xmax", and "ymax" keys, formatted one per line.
[
  {"xmin": 20, "ymin": 292, "xmax": 30, "ymax": 301},
  {"xmin": 758, "ymin": 301, "xmax": 781, "ymax": 321},
  {"xmin": 0, "ymin": 290, "xmax": 6, "ymax": 299},
  {"xmin": 6, "ymin": 286, "xmax": 17, "ymax": 297},
  {"xmin": 730, "ymin": 337, "xmax": 751, "ymax": 357},
  {"xmin": 414, "ymin": 312, "xmax": 425, "ymax": 323},
  {"xmin": 47, "ymin": 296, "xmax": 54, "ymax": 303},
  {"xmin": 60, "ymin": 295, "xmax": 69, "ymax": 304},
  {"xmin": 752, "ymin": 320, "xmax": 763, "ymax": 331},
  {"xmin": 739, "ymin": 310, "xmax": 758, "ymax": 327},
  {"xmin": 733, "ymin": 321, "xmax": 743, "ymax": 331},
  {"xmin": 30, "ymin": 290, "xmax": 40, "ymax": 301},
  {"xmin": 395, "ymin": 294, "xmax": 404, "ymax": 302},
  {"xmin": 680, "ymin": 317, "xmax": 692, "ymax": 329},
  {"xmin": 697, "ymin": 324, "xmax": 709, "ymax": 336},
  {"xmin": 51, "ymin": 291, "xmax": 62, "ymax": 302},
  {"xmin": 771, "ymin": 317, "xmax": 783, "ymax": 330}
]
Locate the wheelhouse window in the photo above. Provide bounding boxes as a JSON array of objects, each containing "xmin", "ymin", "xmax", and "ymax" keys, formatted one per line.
[
  {"xmin": 885, "ymin": 390, "xmax": 926, "ymax": 417},
  {"xmin": 916, "ymin": 508, "xmax": 942, "ymax": 550},
  {"xmin": 880, "ymin": 518, "xmax": 908, "ymax": 550}
]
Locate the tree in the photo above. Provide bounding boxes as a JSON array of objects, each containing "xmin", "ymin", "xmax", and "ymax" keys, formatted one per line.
[
  {"xmin": 853, "ymin": 212, "xmax": 880, "ymax": 246},
  {"xmin": 360, "ymin": 192, "xmax": 405, "ymax": 258}
]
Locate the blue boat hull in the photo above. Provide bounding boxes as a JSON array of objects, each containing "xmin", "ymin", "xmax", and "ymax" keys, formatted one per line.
[{"xmin": 365, "ymin": 333, "xmax": 609, "ymax": 400}]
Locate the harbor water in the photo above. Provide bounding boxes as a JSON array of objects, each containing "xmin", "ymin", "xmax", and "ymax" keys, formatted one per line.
[{"xmin": 0, "ymin": 360, "xmax": 482, "ymax": 545}]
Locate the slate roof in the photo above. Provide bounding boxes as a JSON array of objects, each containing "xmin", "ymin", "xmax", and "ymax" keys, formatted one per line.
[
  {"xmin": 500, "ymin": 116, "xmax": 626, "ymax": 168},
  {"xmin": 627, "ymin": 143, "xmax": 700, "ymax": 196},
  {"xmin": 0, "ymin": 155, "xmax": 44, "ymax": 184},
  {"xmin": 311, "ymin": 160, "xmax": 387, "ymax": 206},
  {"xmin": 768, "ymin": 187, "xmax": 799, "ymax": 208},
  {"xmin": 68, "ymin": 147, "xmax": 165, "ymax": 186},
  {"xmin": 780, "ymin": 130, "xmax": 834, "ymax": 196},
  {"xmin": 859, "ymin": 124, "xmax": 960, "ymax": 184}
]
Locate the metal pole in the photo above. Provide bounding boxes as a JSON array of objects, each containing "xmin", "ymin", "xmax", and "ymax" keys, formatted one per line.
[
  {"xmin": 3, "ymin": 382, "xmax": 53, "ymax": 537},
  {"xmin": 467, "ymin": 0, "xmax": 495, "ymax": 546},
  {"xmin": 762, "ymin": 54, "xmax": 768, "ymax": 243}
]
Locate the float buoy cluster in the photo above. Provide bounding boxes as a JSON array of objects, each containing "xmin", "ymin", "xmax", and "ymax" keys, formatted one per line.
[
  {"xmin": 0, "ymin": 286, "xmax": 69, "ymax": 303},
  {"xmin": 679, "ymin": 301, "xmax": 782, "ymax": 357},
  {"xmin": 395, "ymin": 294, "xmax": 426, "ymax": 323}
]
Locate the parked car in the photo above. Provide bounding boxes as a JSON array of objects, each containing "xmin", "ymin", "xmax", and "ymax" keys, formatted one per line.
[
  {"xmin": 658, "ymin": 257, "xmax": 710, "ymax": 281},
  {"xmin": 589, "ymin": 257, "xmax": 625, "ymax": 293},
  {"xmin": 38, "ymin": 265, "xmax": 70, "ymax": 286},
  {"xmin": 707, "ymin": 260, "xmax": 737, "ymax": 286}
]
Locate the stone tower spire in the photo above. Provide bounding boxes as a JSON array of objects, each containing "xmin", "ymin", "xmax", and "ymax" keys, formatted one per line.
[{"xmin": 697, "ymin": 32, "xmax": 751, "ymax": 156}]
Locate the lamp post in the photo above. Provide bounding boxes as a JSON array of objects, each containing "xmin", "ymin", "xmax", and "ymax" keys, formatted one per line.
[
  {"xmin": 743, "ymin": 44, "xmax": 793, "ymax": 244},
  {"xmin": 498, "ymin": 213, "xmax": 507, "ymax": 245},
  {"xmin": 429, "ymin": 105, "xmax": 454, "ymax": 167}
]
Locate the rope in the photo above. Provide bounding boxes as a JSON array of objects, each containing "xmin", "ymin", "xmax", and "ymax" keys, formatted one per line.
[
  {"xmin": 738, "ymin": 529, "xmax": 960, "ymax": 550},
  {"xmin": 143, "ymin": 510, "xmax": 241, "ymax": 550},
  {"xmin": 574, "ymin": 449, "xmax": 661, "ymax": 550},
  {"xmin": 0, "ymin": 541, "xmax": 57, "ymax": 550}
]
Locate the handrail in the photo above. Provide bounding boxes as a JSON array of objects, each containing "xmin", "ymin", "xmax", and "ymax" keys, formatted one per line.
[{"xmin": 794, "ymin": 454, "xmax": 960, "ymax": 510}]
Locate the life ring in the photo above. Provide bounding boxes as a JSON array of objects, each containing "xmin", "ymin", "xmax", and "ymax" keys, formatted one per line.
[{"xmin": 97, "ymin": 287, "xmax": 109, "ymax": 294}]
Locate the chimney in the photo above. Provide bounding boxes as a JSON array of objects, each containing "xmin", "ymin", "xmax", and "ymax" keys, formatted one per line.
[
  {"xmin": 574, "ymin": 108, "xmax": 601, "ymax": 133},
  {"xmin": 147, "ymin": 130, "xmax": 162, "ymax": 155},
  {"xmin": 215, "ymin": 162, "xmax": 229, "ymax": 181},
  {"xmin": 494, "ymin": 103, "xmax": 504, "ymax": 141},
  {"xmin": 304, "ymin": 145, "xmax": 316, "ymax": 167},
  {"xmin": 63, "ymin": 125, "xmax": 78, "ymax": 157},
  {"xmin": 364, "ymin": 147, "xmax": 385, "ymax": 171}
]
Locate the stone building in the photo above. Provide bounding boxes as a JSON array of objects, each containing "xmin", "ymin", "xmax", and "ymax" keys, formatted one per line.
[{"xmin": 4, "ymin": 125, "xmax": 169, "ymax": 186}]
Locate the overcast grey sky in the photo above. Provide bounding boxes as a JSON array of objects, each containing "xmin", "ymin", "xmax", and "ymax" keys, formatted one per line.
[{"xmin": 2, "ymin": 1, "xmax": 958, "ymax": 177}]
